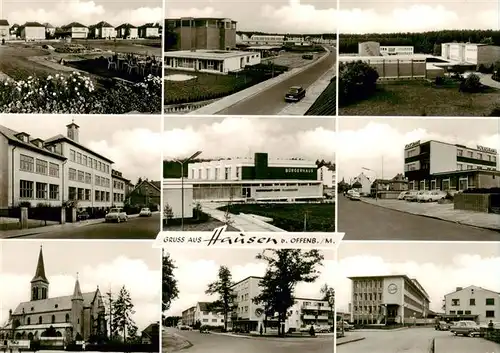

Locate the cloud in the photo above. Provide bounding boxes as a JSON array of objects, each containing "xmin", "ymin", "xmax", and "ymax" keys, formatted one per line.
[
  {"xmin": 0, "ymin": 257, "xmax": 160, "ymax": 331},
  {"xmin": 163, "ymin": 118, "xmax": 336, "ymax": 162},
  {"xmin": 336, "ymin": 122, "xmax": 500, "ymax": 180},
  {"xmin": 7, "ymin": 0, "xmax": 162, "ymax": 27},
  {"xmin": 333, "ymin": 252, "xmax": 500, "ymax": 313},
  {"xmin": 88, "ymin": 128, "xmax": 162, "ymax": 182},
  {"xmin": 166, "ymin": 7, "xmax": 224, "ymax": 19},
  {"xmin": 166, "ymin": 253, "xmax": 335, "ymax": 317},
  {"xmin": 338, "ymin": 5, "xmax": 490, "ymax": 33}
]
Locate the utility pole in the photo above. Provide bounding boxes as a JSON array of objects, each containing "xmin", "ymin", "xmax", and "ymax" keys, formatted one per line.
[
  {"xmin": 106, "ymin": 285, "xmax": 113, "ymax": 339},
  {"xmin": 381, "ymin": 156, "xmax": 384, "ymax": 179}
]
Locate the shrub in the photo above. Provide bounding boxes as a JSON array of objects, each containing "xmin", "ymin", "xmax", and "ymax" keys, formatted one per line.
[
  {"xmin": 434, "ymin": 76, "xmax": 444, "ymax": 85},
  {"xmin": 459, "ymin": 73, "xmax": 483, "ymax": 93},
  {"xmin": 338, "ymin": 61, "xmax": 379, "ymax": 106}
]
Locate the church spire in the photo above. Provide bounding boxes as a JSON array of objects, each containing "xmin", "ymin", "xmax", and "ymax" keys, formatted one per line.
[
  {"xmin": 72, "ymin": 273, "xmax": 84, "ymax": 300},
  {"xmin": 31, "ymin": 245, "xmax": 49, "ymax": 284}
]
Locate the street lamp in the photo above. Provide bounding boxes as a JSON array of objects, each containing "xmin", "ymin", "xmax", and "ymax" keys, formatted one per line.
[
  {"xmin": 362, "ymin": 167, "xmax": 378, "ymax": 201},
  {"xmin": 175, "ymin": 151, "xmax": 202, "ymax": 231}
]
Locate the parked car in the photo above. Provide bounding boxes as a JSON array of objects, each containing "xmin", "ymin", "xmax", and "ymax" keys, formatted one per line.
[
  {"xmin": 404, "ymin": 191, "xmax": 419, "ymax": 202},
  {"xmin": 284, "ymin": 86, "xmax": 306, "ymax": 102},
  {"xmin": 349, "ymin": 191, "xmax": 361, "ymax": 201},
  {"xmin": 398, "ymin": 191, "xmax": 410, "ymax": 200},
  {"xmin": 105, "ymin": 208, "xmax": 128, "ymax": 223},
  {"xmin": 450, "ymin": 320, "xmax": 480, "ymax": 337},
  {"xmin": 338, "ymin": 321, "xmax": 354, "ymax": 331},
  {"xmin": 418, "ymin": 190, "xmax": 447, "ymax": 202},
  {"xmin": 76, "ymin": 211, "xmax": 89, "ymax": 221},
  {"xmin": 435, "ymin": 321, "xmax": 450, "ymax": 331},
  {"xmin": 139, "ymin": 207, "xmax": 152, "ymax": 217}
]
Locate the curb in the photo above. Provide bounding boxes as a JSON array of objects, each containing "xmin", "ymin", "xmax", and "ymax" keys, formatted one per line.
[
  {"xmin": 359, "ymin": 199, "xmax": 500, "ymax": 233},
  {"xmin": 429, "ymin": 338, "xmax": 435, "ymax": 353},
  {"xmin": 164, "ymin": 332, "xmax": 193, "ymax": 352},
  {"xmin": 336, "ymin": 337, "xmax": 366, "ymax": 346}
]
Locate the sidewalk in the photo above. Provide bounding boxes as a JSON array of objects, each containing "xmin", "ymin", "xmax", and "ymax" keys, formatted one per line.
[
  {"xmin": 434, "ymin": 336, "xmax": 500, "ymax": 353},
  {"xmin": 200, "ymin": 203, "xmax": 285, "ymax": 232},
  {"xmin": 479, "ymin": 73, "xmax": 500, "ymax": 89},
  {"xmin": 336, "ymin": 334, "xmax": 366, "ymax": 346},
  {"xmin": 189, "ymin": 47, "xmax": 330, "ymax": 115},
  {"xmin": 277, "ymin": 67, "xmax": 335, "ymax": 115},
  {"xmin": 212, "ymin": 331, "xmax": 332, "ymax": 342},
  {"xmin": 361, "ymin": 198, "xmax": 500, "ymax": 231}
]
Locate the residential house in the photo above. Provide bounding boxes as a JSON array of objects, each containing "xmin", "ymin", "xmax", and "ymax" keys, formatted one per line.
[
  {"xmin": 111, "ymin": 169, "xmax": 130, "ymax": 207},
  {"xmin": 138, "ymin": 23, "xmax": 160, "ymax": 38},
  {"xmin": 194, "ymin": 302, "xmax": 225, "ymax": 327},
  {"xmin": 128, "ymin": 179, "xmax": 161, "ymax": 208},
  {"xmin": 115, "ymin": 23, "xmax": 138, "ymax": 39},
  {"xmin": 370, "ymin": 173, "xmax": 409, "ymax": 199},
  {"xmin": 61, "ymin": 22, "xmax": 89, "ymax": 39},
  {"xmin": 444, "ymin": 285, "xmax": 500, "ymax": 324},
  {"xmin": 43, "ymin": 23, "xmax": 56, "ymax": 38},
  {"xmin": 351, "ymin": 172, "xmax": 372, "ymax": 195},
  {"xmin": 90, "ymin": 21, "xmax": 116, "ymax": 39},
  {"xmin": 20, "ymin": 22, "xmax": 45, "ymax": 41},
  {"xmin": 141, "ymin": 322, "xmax": 159, "ymax": 345},
  {"xmin": 317, "ymin": 165, "xmax": 336, "ymax": 189},
  {"xmin": 0, "ymin": 20, "xmax": 9, "ymax": 40}
]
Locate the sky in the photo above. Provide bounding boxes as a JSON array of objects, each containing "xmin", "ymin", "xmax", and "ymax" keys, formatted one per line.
[
  {"xmin": 338, "ymin": 0, "xmax": 499, "ymax": 33},
  {"xmin": 0, "ymin": 241, "xmax": 161, "ymax": 331},
  {"xmin": 337, "ymin": 117, "xmax": 500, "ymax": 182},
  {"xmin": 334, "ymin": 242, "xmax": 500, "ymax": 313},
  {"xmin": 0, "ymin": 114, "xmax": 162, "ymax": 184},
  {"xmin": 0, "ymin": 0, "xmax": 162, "ymax": 27},
  {"xmin": 165, "ymin": 0, "xmax": 336, "ymax": 34},
  {"xmin": 163, "ymin": 116, "xmax": 336, "ymax": 163},
  {"xmin": 165, "ymin": 248, "xmax": 336, "ymax": 317}
]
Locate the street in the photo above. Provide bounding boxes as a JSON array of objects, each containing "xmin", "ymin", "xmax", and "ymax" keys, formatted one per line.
[
  {"xmin": 338, "ymin": 196, "xmax": 500, "ymax": 241},
  {"xmin": 338, "ymin": 328, "xmax": 500, "ymax": 353},
  {"xmin": 18, "ymin": 214, "xmax": 160, "ymax": 239},
  {"xmin": 216, "ymin": 49, "xmax": 336, "ymax": 115},
  {"xmin": 164, "ymin": 328, "xmax": 333, "ymax": 353}
]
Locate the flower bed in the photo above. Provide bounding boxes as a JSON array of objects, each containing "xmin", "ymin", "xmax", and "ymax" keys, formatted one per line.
[{"xmin": 0, "ymin": 71, "xmax": 161, "ymax": 113}]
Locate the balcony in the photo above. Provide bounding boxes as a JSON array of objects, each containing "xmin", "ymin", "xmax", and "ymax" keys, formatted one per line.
[{"xmin": 302, "ymin": 304, "xmax": 330, "ymax": 311}]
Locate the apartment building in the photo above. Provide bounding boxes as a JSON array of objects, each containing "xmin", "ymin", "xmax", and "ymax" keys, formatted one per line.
[
  {"xmin": 318, "ymin": 165, "xmax": 336, "ymax": 188},
  {"xmin": 194, "ymin": 302, "xmax": 225, "ymax": 327},
  {"xmin": 404, "ymin": 140, "xmax": 499, "ymax": 191},
  {"xmin": 111, "ymin": 169, "xmax": 130, "ymax": 207},
  {"xmin": 444, "ymin": 285, "xmax": 500, "ymax": 324},
  {"xmin": 181, "ymin": 306, "xmax": 196, "ymax": 326},
  {"xmin": 349, "ymin": 275, "xmax": 430, "ymax": 325}
]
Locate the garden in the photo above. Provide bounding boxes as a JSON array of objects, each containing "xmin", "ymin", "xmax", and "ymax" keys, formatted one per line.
[{"xmin": 218, "ymin": 203, "xmax": 335, "ymax": 232}]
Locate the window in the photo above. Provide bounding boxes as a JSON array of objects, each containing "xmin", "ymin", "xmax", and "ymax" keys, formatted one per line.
[
  {"xmin": 70, "ymin": 149, "xmax": 76, "ymax": 161},
  {"xmin": 20, "ymin": 180, "xmax": 34, "ymax": 199},
  {"xmin": 95, "ymin": 175, "xmax": 101, "ymax": 186},
  {"xmin": 77, "ymin": 152, "xmax": 82, "ymax": 164},
  {"xmin": 69, "ymin": 168, "xmax": 76, "ymax": 181},
  {"xmin": 49, "ymin": 184, "xmax": 59, "ymax": 200},
  {"xmin": 486, "ymin": 298, "xmax": 495, "ymax": 306},
  {"xmin": 82, "ymin": 155, "xmax": 87, "ymax": 166},
  {"xmin": 465, "ymin": 311, "xmax": 471, "ymax": 315},
  {"xmin": 77, "ymin": 188, "xmax": 84, "ymax": 201},
  {"xmin": 449, "ymin": 311, "xmax": 456, "ymax": 314},
  {"xmin": 85, "ymin": 189, "xmax": 91, "ymax": 201},
  {"xmin": 35, "ymin": 159, "xmax": 48, "ymax": 175},
  {"xmin": 38, "ymin": 316, "xmax": 42, "ymax": 324},
  {"xmin": 93, "ymin": 159, "xmax": 97, "ymax": 169},
  {"xmin": 451, "ymin": 299, "xmax": 460, "ymax": 306},
  {"xmin": 477, "ymin": 153, "xmax": 482, "ymax": 160},
  {"xmin": 486, "ymin": 311, "xmax": 495, "ymax": 318},
  {"xmin": 457, "ymin": 149, "xmax": 463, "ymax": 156},
  {"xmin": 106, "ymin": 192, "xmax": 110, "ymax": 202},
  {"xmin": 78, "ymin": 170, "xmax": 84, "ymax": 182},
  {"xmin": 88, "ymin": 157, "xmax": 93, "ymax": 168},
  {"xmin": 68, "ymin": 187, "xmax": 76, "ymax": 200},
  {"xmin": 85, "ymin": 173, "xmax": 92, "ymax": 184},
  {"xmin": 27, "ymin": 318, "xmax": 30, "ymax": 325},
  {"xmin": 467, "ymin": 165, "xmax": 473, "ymax": 170},
  {"xmin": 457, "ymin": 310, "xmax": 463, "ymax": 315},
  {"xmin": 198, "ymin": 169, "xmax": 202, "ymax": 179},
  {"xmin": 457, "ymin": 164, "xmax": 463, "ymax": 171},
  {"xmin": 65, "ymin": 314, "xmax": 69, "ymax": 323},
  {"xmin": 49, "ymin": 163, "xmax": 59, "ymax": 177},
  {"xmin": 225, "ymin": 167, "xmax": 230, "ymax": 180},
  {"xmin": 95, "ymin": 190, "xmax": 100, "ymax": 201},
  {"xmin": 236, "ymin": 167, "xmax": 240, "ymax": 178},
  {"xmin": 20, "ymin": 154, "xmax": 34, "ymax": 172},
  {"xmin": 468, "ymin": 151, "xmax": 473, "ymax": 158},
  {"xmin": 51, "ymin": 315, "xmax": 55, "ymax": 324},
  {"xmin": 470, "ymin": 298, "xmax": 475, "ymax": 306}
]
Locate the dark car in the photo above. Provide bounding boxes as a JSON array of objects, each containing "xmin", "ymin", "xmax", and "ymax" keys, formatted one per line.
[
  {"xmin": 285, "ymin": 86, "xmax": 306, "ymax": 102},
  {"xmin": 77, "ymin": 211, "xmax": 89, "ymax": 221}
]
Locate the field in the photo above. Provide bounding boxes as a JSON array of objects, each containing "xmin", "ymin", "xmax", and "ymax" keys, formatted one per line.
[
  {"xmin": 218, "ymin": 203, "xmax": 335, "ymax": 232},
  {"xmin": 339, "ymin": 79, "xmax": 500, "ymax": 116},
  {"xmin": 265, "ymin": 52, "xmax": 321, "ymax": 69}
]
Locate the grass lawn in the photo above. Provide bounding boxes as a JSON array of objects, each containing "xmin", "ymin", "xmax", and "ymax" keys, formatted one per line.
[
  {"xmin": 0, "ymin": 45, "xmax": 57, "ymax": 79},
  {"xmin": 163, "ymin": 218, "xmax": 238, "ymax": 231},
  {"xmin": 339, "ymin": 79, "xmax": 500, "ymax": 116},
  {"xmin": 219, "ymin": 203, "xmax": 335, "ymax": 232},
  {"xmin": 56, "ymin": 39, "xmax": 162, "ymax": 56}
]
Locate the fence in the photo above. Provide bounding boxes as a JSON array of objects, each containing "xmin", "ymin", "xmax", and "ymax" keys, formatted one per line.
[
  {"xmin": 481, "ymin": 327, "xmax": 500, "ymax": 343},
  {"xmin": 454, "ymin": 193, "xmax": 492, "ymax": 213}
]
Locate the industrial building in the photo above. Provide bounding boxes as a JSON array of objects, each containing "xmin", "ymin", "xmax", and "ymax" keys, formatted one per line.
[
  {"xmin": 443, "ymin": 285, "xmax": 500, "ymax": 324},
  {"xmin": 166, "ymin": 17, "xmax": 237, "ymax": 50},
  {"xmin": 348, "ymin": 275, "xmax": 431, "ymax": 325},
  {"xmin": 164, "ymin": 49, "xmax": 261, "ymax": 75},
  {"xmin": 404, "ymin": 140, "xmax": 499, "ymax": 191},
  {"xmin": 441, "ymin": 42, "xmax": 500, "ymax": 68}
]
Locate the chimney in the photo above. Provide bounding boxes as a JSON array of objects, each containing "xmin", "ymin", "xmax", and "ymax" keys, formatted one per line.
[
  {"xmin": 9, "ymin": 309, "xmax": 12, "ymax": 320},
  {"xmin": 456, "ymin": 287, "xmax": 463, "ymax": 292},
  {"xmin": 66, "ymin": 121, "xmax": 80, "ymax": 143}
]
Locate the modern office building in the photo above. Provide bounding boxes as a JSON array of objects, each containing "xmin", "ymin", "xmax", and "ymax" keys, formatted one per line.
[
  {"xmin": 166, "ymin": 17, "xmax": 237, "ymax": 50},
  {"xmin": 441, "ymin": 42, "xmax": 500, "ymax": 67},
  {"xmin": 348, "ymin": 275, "xmax": 431, "ymax": 325},
  {"xmin": 443, "ymin": 285, "xmax": 500, "ymax": 324},
  {"xmin": 380, "ymin": 46, "xmax": 414, "ymax": 56},
  {"xmin": 164, "ymin": 49, "xmax": 261, "ymax": 75},
  {"xmin": 404, "ymin": 140, "xmax": 499, "ymax": 191},
  {"xmin": 0, "ymin": 122, "xmax": 131, "ymax": 211}
]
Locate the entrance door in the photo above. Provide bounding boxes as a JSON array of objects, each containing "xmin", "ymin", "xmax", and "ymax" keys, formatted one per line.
[
  {"xmin": 458, "ymin": 178, "xmax": 468, "ymax": 191},
  {"xmin": 420, "ymin": 180, "xmax": 426, "ymax": 190},
  {"xmin": 442, "ymin": 179, "xmax": 450, "ymax": 191},
  {"xmin": 242, "ymin": 187, "xmax": 251, "ymax": 198},
  {"xmin": 431, "ymin": 180, "xmax": 436, "ymax": 190}
]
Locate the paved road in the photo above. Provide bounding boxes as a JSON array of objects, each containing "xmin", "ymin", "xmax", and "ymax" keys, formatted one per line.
[
  {"xmin": 20, "ymin": 214, "xmax": 160, "ymax": 239},
  {"xmin": 165, "ymin": 328, "xmax": 333, "ymax": 353},
  {"xmin": 338, "ymin": 328, "xmax": 447, "ymax": 353},
  {"xmin": 216, "ymin": 48, "xmax": 336, "ymax": 115},
  {"xmin": 436, "ymin": 335, "xmax": 500, "ymax": 353},
  {"xmin": 338, "ymin": 195, "xmax": 500, "ymax": 241}
]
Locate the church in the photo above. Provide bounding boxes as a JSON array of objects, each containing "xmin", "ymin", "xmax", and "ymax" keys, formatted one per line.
[{"xmin": 0, "ymin": 246, "xmax": 107, "ymax": 344}]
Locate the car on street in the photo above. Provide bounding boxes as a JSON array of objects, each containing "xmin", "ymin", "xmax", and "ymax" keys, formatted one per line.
[
  {"xmin": 398, "ymin": 191, "xmax": 410, "ymax": 200},
  {"xmin": 349, "ymin": 191, "xmax": 361, "ymax": 201},
  {"xmin": 436, "ymin": 321, "xmax": 451, "ymax": 331},
  {"xmin": 284, "ymin": 86, "xmax": 306, "ymax": 102},
  {"xmin": 76, "ymin": 210, "xmax": 89, "ymax": 221},
  {"xmin": 139, "ymin": 207, "xmax": 152, "ymax": 217},
  {"xmin": 105, "ymin": 208, "xmax": 128, "ymax": 223},
  {"xmin": 450, "ymin": 320, "xmax": 481, "ymax": 337},
  {"xmin": 418, "ymin": 190, "xmax": 447, "ymax": 202},
  {"xmin": 339, "ymin": 321, "xmax": 354, "ymax": 331},
  {"xmin": 404, "ymin": 191, "xmax": 419, "ymax": 202}
]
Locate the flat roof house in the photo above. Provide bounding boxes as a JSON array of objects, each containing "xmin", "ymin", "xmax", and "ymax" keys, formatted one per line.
[
  {"xmin": 20, "ymin": 22, "xmax": 46, "ymax": 41},
  {"xmin": 90, "ymin": 21, "xmax": 116, "ymax": 39},
  {"xmin": 116, "ymin": 23, "xmax": 138, "ymax": 39}
]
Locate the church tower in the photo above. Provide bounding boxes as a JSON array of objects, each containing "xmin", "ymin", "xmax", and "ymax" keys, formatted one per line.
[
  {"xmin": 31, "ymin": 246, "xmax": 49, "ymax": 301},
  {"xmin": 71, "ymin": 274, "xmax": 84, "ymax": 340}
]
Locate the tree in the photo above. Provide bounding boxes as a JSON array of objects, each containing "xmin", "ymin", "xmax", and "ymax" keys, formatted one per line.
[
  {"xmin": 320, "ymin": 284, "xmax": 335, "ymax": 328},
  {"xmin": 460, "ymin": 73, "xmax": 482, "ymax": 93},
  {"xmin": 253, "ymin": 249, "xmax": 324, "ymax": 337},
  {"xmin": 205, "ymin": 266, "xmax": 237, "ymax": 332},
  {"xmin": 164, "ymin": 203, "xmax": 174, "ymax": 226},
  {"xmin": 111, "ymin": 286, "xmax": 138, "ymax": 342},
  {"xmin": 162, "ymin": 252, "xmax": 179, "ymax": 312},
  {"xmin": 124, "ymin": 27, "xmax": 131, "ymax": 39}
]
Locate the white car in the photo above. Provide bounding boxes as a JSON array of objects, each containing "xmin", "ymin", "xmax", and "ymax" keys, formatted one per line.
[
  {"xmin": 404, "ymin": 191, "xmax": 419, "ymax": 202},
  {"xmin": 139, "ymin": 207, "xmax": 152, "ymax": 217},
  {"xmin": 398, "ymin": 191, "xmax": 410, "ymax": 200},
  {"xmin": 418, "ymin": 190, "xmax": 447, "ymax": 202},
  {"xmin": 349, "ymin": 191, "xmax": 361, "ymax": 200},
  {"xmin": 105, "ymin": 208, "xmax": 128, "ymax": 223}
]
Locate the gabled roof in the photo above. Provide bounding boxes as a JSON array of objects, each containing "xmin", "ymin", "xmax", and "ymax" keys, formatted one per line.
[
  {"xmin": 139, "ymin": 22, "xmax": 161, "ymax": 28},
  {"xmin": 132, "ymin": 180, "xmax": 161, "ymax": 194},
  {"xmin": 141, "ymin": 323, "xmax": 159, "ymax": 337},
  {"xmin": 0, "ymin": 125, "xmax": 66, "ymax": 161},
  {"xmin": 92, "ymin": 21, "xmax": 114, "ymax": 28},
  {"xmin": 63, "ymin": 22, "xmax": 87, "ymax": 28},
  {"xmin": 44, "ymin": 134, "xmax": 114, "ymax": 164},
  {"xmin": 23, "ymin": 22, "xmax": 45, "ymax": 27},
  {"xmin": 12, "ymin": 291, "xmax": 97, "ymax": 315},
  {"xmin": 0, "ymin": 19, "xmax": 9, "ymax": 26},
  {"xmin": 43, "ymin": 23, "xmax": 54, "ymax": 28},
  {"xmin": 116, "ymin": 23, "xmax": 137, "ymax": 29},
  {"xmin": 197, "ymin": 302, "xmax": 212, "ymax": 312}
]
